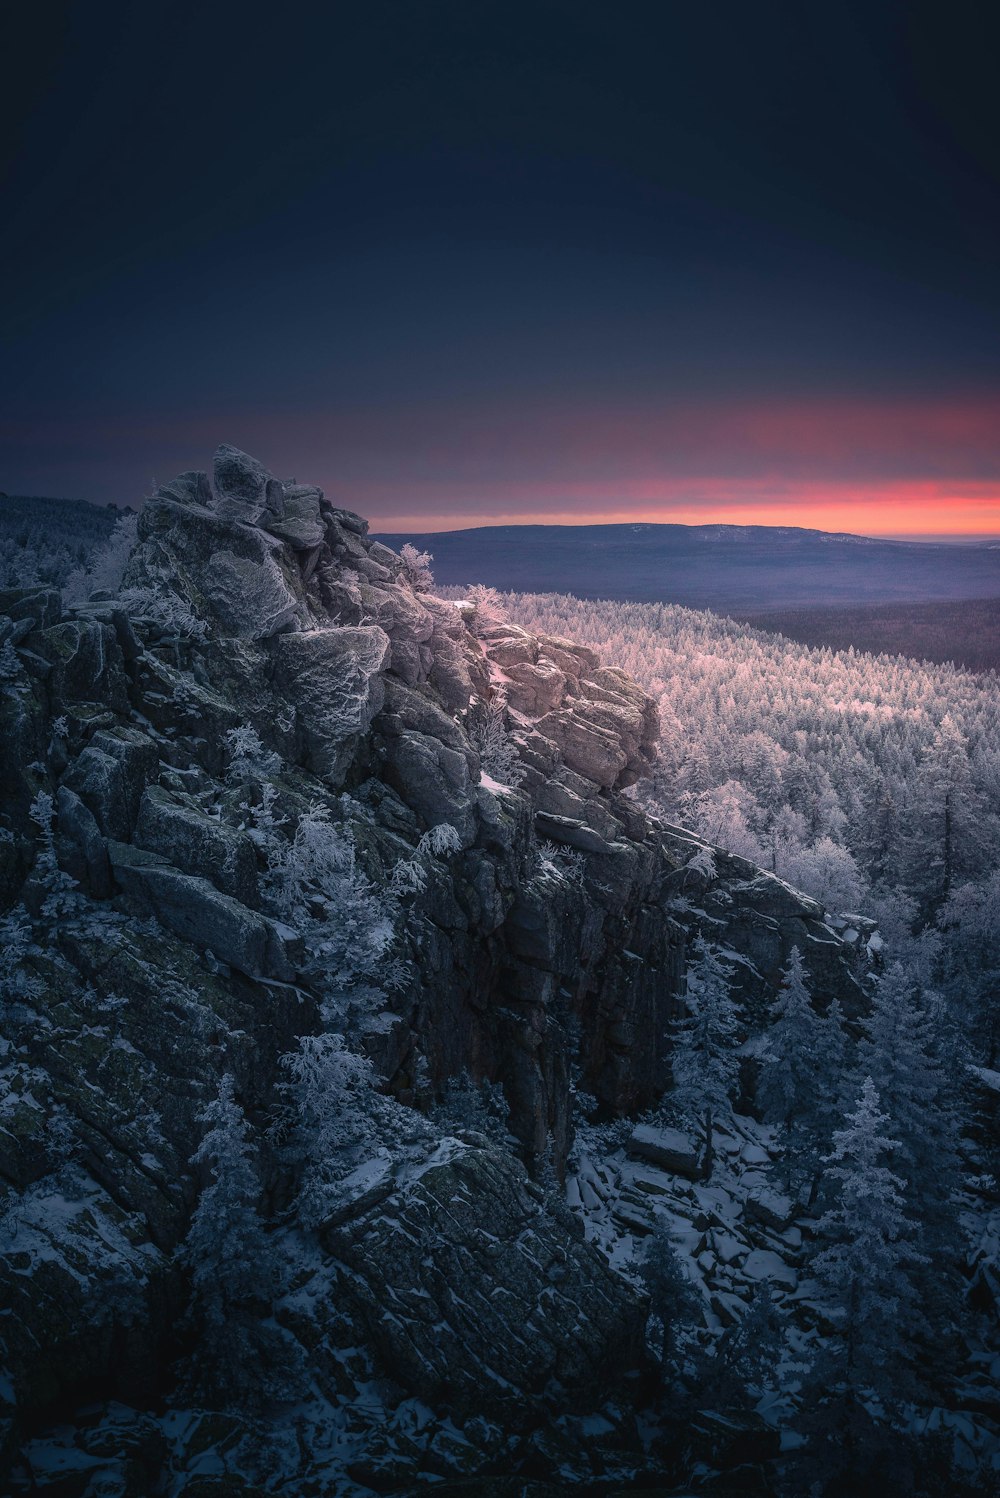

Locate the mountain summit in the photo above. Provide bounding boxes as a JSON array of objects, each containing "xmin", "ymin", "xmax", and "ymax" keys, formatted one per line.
[{"xmin": 0, "ymin": 446, "xmax": 909, "ymax": 1492}]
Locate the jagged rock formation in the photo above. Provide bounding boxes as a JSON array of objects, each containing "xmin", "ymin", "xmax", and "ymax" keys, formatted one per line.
[{"xmin": 0, "ymin": 446, "xmax": 868, "ymax": 1489}]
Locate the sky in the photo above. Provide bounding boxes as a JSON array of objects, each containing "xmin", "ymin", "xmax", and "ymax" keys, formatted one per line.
[{"xmin": 2, "ymin": 1, "xmax": 1000, "ymax": 539}]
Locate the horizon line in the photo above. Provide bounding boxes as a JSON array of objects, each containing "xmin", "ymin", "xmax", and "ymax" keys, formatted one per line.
[{"xmin": 371, "ymin": 518, "xmax": 1000, "ymax": 545}]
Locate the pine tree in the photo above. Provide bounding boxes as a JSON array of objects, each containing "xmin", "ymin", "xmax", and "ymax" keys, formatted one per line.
[
  {"xmin": 469, "ymin": 686, "xmax": 526, "ymax": 787},
  {"xmin": 858, "ymin": 965, "xmax": 967, "ymax": 1370},
  {"xmin": 264, "ymin": 803, "xmax": 395, "ymax": 1018},
  {"xmin": 905, "ymin": 714, "xmax": 984, "ymax": 910},
  {"xmin": 671, "ymin": 936, "xmax": 740, "ymax": 1180},
  {"xmin": 801, "ymin": 1078, "xmax": 926, "ymax": 1488},
  {"xmin": 0, "ymin": 639, "xmax": 24, "ymax": 686},
  {"xmin": 712, "ymin": 1283, "xmax": 784, "ymax": 1408},
  {"xmin": 757, "ymin": 947, "xmax": 823, "ymax": 1136},
  {"xmin": 636, "ymin": 1216, "xmax": 700, "ymax": 1376},
  {"xmin": 0, "ymin": 907, "xmax": 42, "ymax": 1007},
  {"xmin": 757, "ymin": 949, "xmax": 851, "ymax": 1197},
  {"xmin": 178, "ymin": 1074, "xmax": 276, "ymax": 1399}
]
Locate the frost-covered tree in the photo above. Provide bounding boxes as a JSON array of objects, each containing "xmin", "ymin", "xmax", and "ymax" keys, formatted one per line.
[
  {"xmin": 432, "ymin": 1069, "xmax": 510, "ymax": 1142},
  {"xmin": 670, "ymin": 936, "xmax": 740, "ymax": 1179},
  {"xmin": 904, "ymin": 713, "xmax": 985, "ymax": 909},
  {"xmin": 0, "ymin": 908, "xmax": 42, "ymax": 1007},
  {"xmin": 636, "ymin": 1216, "xmax": 700, "ymax": 1376},
  {"xmin": 264, "ymin": 803, "xmax": 395, "ymax": 1016},
  {"xmin": 279, "ymin": 1034, "xmax": 390, "ymax": 1228},
  {"xmin": 712, "ymin": 1283, "xmax": 784, "ymax": 1408},
  {"xmin": 399, "ymin": 542, "xmax": 434, "ymax": 592},
  {"xmin": 28, "ymin": 791, "xmax": 83, "ymax": 920},
  {"xmin": 756, "ymin": 947, "xmax": 822, "ymax": 1135},
  {"xmin": 178, "ymin": 1074, "xmax": 277, "ymax": 1400},
  {"xmin": 389, "ymin": 821, "xmax": 463, "ymax": 896},
  {"xmin": 857, "ymin": 965, "xmax": 967, "ymax": 1363},
  {"xmin": 938, "ymin": 870, "xmax": 1000, "ymax": 1064},
  {"xmin": 0, "ymin": 639, "xmax": 24, "ymax": 686},
  {"xmin": 469, "ymin": 686, "xmax": 526, "ymax": 787},
  {"xmin": 62, "ymin": 510, "xmax": 138, "ymax": 604},
  {"xmin": 690, "ymin": 780, "xmax": 766, "ymax": 865},
  {"xmin": 465, "ymin": 583, "xmax": 507, "ymax": 634},
  {"xmin": 779, "ymin": 835, "xmax": 867, "ymax": 915},
  {"xmin": 801, "ymin": 1078, "xmax": 926, "ymax": 1486},
  {"xmin": 224, "ymin": 723, "xmax": 282, "ymax": 784},
  {"xmin": 756, "ymin": 949, "xmax": 848, "ymax": 1195}
]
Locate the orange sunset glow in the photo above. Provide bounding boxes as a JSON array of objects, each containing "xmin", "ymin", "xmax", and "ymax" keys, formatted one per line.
[{"xmin": 369, "ymin": 481, "xmax": 1000, "ymax": 539}]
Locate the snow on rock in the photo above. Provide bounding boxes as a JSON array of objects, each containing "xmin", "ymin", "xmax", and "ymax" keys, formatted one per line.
[
  {"xmin": 741, "ymin": 1249, "xmax": 798, "ymax": 1289},
  {"xmin": 627, "ymin": 1122, "xmax": 701, "ymax": 1178}
]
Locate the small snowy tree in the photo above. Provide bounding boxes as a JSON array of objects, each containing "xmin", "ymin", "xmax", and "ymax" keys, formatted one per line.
[
  {"xmin": 0, "ymin": 908, "xmax": 42, "ymax": 1007},
  {"xmin": 636, "ymin": 1216, "xmax": 700, "ymax": 1376},
  {"xmin": 670, "ymin": 936, "xmax": 741, "ymax": 1179},
  {"xmin": 224, "ymin": 723, "xmax": 282, "ymax": 784},
  {"xmin": 712, "ymin": 1282, "xmax": 785, "ymax": 1408},
  {"xmin": 279, "ymin": 1034, "xmax": 385, "ymax": 1228},
  {"xmin": 390, "ymin": 822, "xmax": 463, "ymax": 896},
  {"xmin": 0, "ymin": 639, "xmax": 24, "ymax": 686},
  {"xmin": 469, "ymin": 687, "xmax": 525, "ymax": 787},
  {"xmin": 432, "ymin": 1069, "xmax": 511, "ymax": 1142},
  {"xmin": 264, "ymin": 803, "xmax": 395, "ymax": 1016},
  {"xmin": 178, "ymin": 1074, "xmax": 277, "ymax": 1400},
  {"xmin": 28, "ymin": 791, "xmax": 83, "ymax": 920},
  {"xmin": 465, "ymin": 583, "xmax": 507, "ymax": 634},
  {"xmin": 399, "ymin": 543, "xmax": 434, "ymax": 592}
]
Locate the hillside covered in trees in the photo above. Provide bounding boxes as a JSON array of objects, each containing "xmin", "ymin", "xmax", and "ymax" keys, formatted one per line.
[
  {"xmin": 0, "ymin": 455, "xmax": 997, "ymax": 1495},
  {"xmin": 737, "ymin": 595, "xmax": 1000, "ymax": 675}
]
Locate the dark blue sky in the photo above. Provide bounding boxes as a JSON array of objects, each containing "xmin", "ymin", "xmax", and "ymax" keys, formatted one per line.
[{"xmin": 3, "ymin": 1, "xmax": 1000, "ymax": 534}]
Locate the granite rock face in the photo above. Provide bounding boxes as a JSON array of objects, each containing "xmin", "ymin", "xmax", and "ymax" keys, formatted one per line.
[
  {"xmin": 0, "ymin": 446, "xmax": 868, "ymax": 1486},
  {"xmin": 324, "ymin": 1138, "xmax": 642, "ymax": 1420}
]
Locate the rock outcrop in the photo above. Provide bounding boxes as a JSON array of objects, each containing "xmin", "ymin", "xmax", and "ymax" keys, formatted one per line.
[{"xmin": 0, "ymin": 445, "xmax": 869, "ymax": 1491}]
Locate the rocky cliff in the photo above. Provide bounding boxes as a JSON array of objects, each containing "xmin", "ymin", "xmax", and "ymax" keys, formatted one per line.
[{"xmin": 0, "ymin": 446, "xmax": 867, "ymax": 1493}]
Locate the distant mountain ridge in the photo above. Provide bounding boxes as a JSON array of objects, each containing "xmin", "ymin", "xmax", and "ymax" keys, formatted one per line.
[{"xmin": 375, "ymin": 521, "xmax": 1000, "ymax": 612}]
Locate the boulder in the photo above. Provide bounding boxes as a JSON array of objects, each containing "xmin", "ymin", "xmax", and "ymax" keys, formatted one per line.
[
  {"xmin": 126, "ymin": 497, "xmax": 305, "ymax": 641},
  {"xmin": 211, "ymin": 443, "xmax": 272, "ymax": 523},
  {"xmin": 627, "ymin": 1123, "xmax": 701, "ymax": 1179},
  {"xmin": 380, "ymin": 729, "xmax": 478, "ymax": 846},
  {"xmin": 0, "ymin": 587, "xmax": 62, "ymax": 630},
  {"xmin": 534, "ymin": 811, "xmax": 609, "ymax": 855},
  {"xmin": 108, "ymin": 845, "xmax": 298, "ymax": 979},
  {"xmin": 203, "ymin": 548, "xmax": 301, "ymax": 639},
  {"xmin": 536, "ymin": 707, "xmax": 629, "ymax": 789},
  {"xmin": 263, "ymin": 484, "xmax": 325, "ymax": 550},
  {"xmin": 155, "ymin": 471, "xmax": 213, "ymax": 508},
  {"xmin": 745, "ymin": 1186, "xmax": 795, "ymax": 1232},
  {"xmin": 272, "ymin": 625, "xmax": 391, "ymax": 786},
  {"xmin": 504, "ymin": 659, "xmax": 567, "ymax": 717},
  {"xmin": 35, "ymin": 619, "xmax": 130, "ymax": 712},
  {"xmin": 63, "ymin": 747, "xmax": 132, "ymax": 841},
  {"xmin": 326, "ymin": 1139, "xmax": 644, "ymax": 1418},
  {"xmin": 134, "ymin": 786, "xmax": 259, "ymax": 903},
  {"xmin": 55, "ymin": 786, "xmax": 113, "ymax": 898},
  {"xmin": 88, "ymin": 729, "xmax": 160, "ymax": 833}
]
